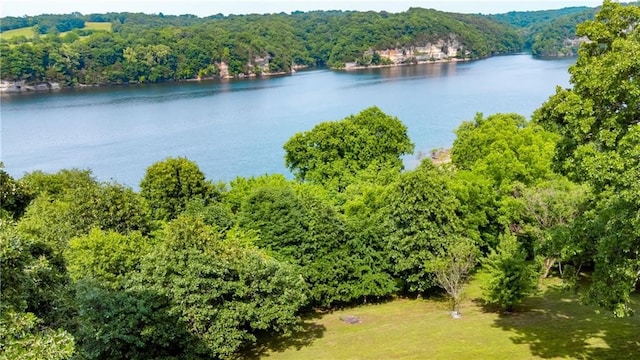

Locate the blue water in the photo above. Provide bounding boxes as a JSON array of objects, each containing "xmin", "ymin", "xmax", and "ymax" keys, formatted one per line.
[{"xmin": 0, "ymin": 54, "xmax": 574, "ymax": 188}]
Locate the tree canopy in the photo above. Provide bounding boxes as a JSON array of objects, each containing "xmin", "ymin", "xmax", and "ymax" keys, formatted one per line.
[
  {"xmin": 3, "ymin": 3, "xmax": 640, "ymax": 358},
  {"xmin": 284, "ymin": 106, "xmax": 414, "ymax": 192},
  {"xmin": 534, "ymin": 0, "xmax": 640, "ymax": 316}
]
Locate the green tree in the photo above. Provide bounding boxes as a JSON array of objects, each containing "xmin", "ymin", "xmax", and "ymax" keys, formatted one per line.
[
  {"xmin": 19, "ymin": 168, "xmax": 96, "ymax": 200},
  {"xmin": 511, "ymin": 178, "xmax": 589, "ymax": 280},
  {"xmin": 284, "ymin": 106, "xmax": 414, "ymax": 191},
  {"xmin": 533, "ymin": 0, "xmax": 640, "ymax": 316},
  {"xmin": 430, "ymin": 237, "xmax": 477, "ymax": 315},
  {"xmin": 451, "ymin": 113, "xmax": 557, "ymax": 190},
  {"xmin": 132, "ymin": 216, "xmax": 307, "ymax": 358},
  {"xmin": 482, "ymin": 233, "xmax": 537, "ymax": 312},
  {"xmin": 236, "ymin": 178, "xmax": 396, "ymax": 307},
  {"xmin": 0, "ymin": 224, "xmax": 75, "ymax": 360},
  {"xmin": 386, "ymin": 161, "xmax": 462, "ymax": 294},
  {"xmin": 140, "ymin": 157, "xmax": 215, "ymax": 221},
  {"xmin": 65, "ymin": 229, "xmax": 152, "ymax": 289},
  {"xmin": 66, "ymin": 230, "xmax": 181, "ymax": 359},
  {"xmin": 18, "ymin": 181, "xmax": 151, "ymax": 252},
  {"xmin": 0, "ymin": 163, "xmax": 32, "ymax": 220}
]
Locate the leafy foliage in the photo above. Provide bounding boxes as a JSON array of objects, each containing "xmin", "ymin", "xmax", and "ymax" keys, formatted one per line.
[
  {"xmin": 0, "ymin": 163, "xmax": 32, "ymax": 220},
  {"xmin": 482, "ymin": 234, "xmax": 538, "ymax": 312},
  {"xmin": 140, "ymin": 157, "xmax": 215, "ymax": 221},
  {"xmin": 284, "ymin": 106, "xmax": 413, "ymax": 192},
  {"xmin": 452, "ymin": 113, "xmax": 558, "ymax": 190},
  {"xmin": 386, "ymin": 161, "xmax": 462, "ymax": 294},
  {"xmin": 0, "ymin": 224, "xmax": 75, "ymax": 359},
  {"xmin": 1, "ymin": 8, "xmax": 522, "ymax": 85},
  {"xmin": 534, "ymin": 0, "xmax": 640, "ymax": 316},
  {"xmin": 237, "ymin": 180, "xmax": 396, "ymax": 307},
  {"xmin": 133, "ymin": 216, "xmax": 307, "ymax": 358}
]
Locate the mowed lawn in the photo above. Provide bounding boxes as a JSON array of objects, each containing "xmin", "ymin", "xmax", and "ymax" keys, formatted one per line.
[
  {"xmin": 250, "ymin": 277, "xmax": 640, "ymax": 359},
  {"xmin": 0, "ymin": 22, "xmax": 111, "ymax": 41},
  {"xmin": 84, "ymin": 22, "xmax": 112, "ymax": 31},
  {"xmin": 0, "ymin": 26, "xmax": 36, "ymax": 40}
]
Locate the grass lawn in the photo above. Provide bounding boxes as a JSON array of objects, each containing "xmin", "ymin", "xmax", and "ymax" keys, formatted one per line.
[
  {"xmin": 0, "ymin": 22, "xmax": 111, "ymax": 41},
  {"xmin": 0, "ymin": 26, "xmax": 36, "ymax": 40},
  {"xmin": 84, "ymin": 22, "xmax": 112, "ymax": 32},
  {"xmin": 249, "ymin": 276, "xmax": 640, "ymax": 359}
]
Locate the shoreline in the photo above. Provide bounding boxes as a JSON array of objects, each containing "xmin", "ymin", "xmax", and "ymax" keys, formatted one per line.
[
  {"xmin": 0, "ymin": 65, "xmax": 311, "ymax": 94},
  {"xmin": 340, "ymin": 56, "xmax": 472, "ymax": 71},
  {"xmin": 0, "ymin": 53, "xmax": 525, "ymax": 94}
]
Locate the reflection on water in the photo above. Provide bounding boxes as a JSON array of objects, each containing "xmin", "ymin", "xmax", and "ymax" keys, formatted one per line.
[{"xmin": 1, "ymin": 55, "xmax": 574, "ymax": 187}]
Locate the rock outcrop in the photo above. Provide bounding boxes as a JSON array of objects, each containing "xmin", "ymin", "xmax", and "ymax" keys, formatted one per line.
[
  {"xmin": 0, "ymin": 80, "xmax": 61, "ymax": 93},
  {"xmin": 344, "ymin": 36, "xmax": 470, "ymax": 69}
]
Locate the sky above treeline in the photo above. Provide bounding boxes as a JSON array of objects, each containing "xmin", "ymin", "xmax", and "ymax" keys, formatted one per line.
[{"xmin": 1, "ymin": 0, "xmax": 606, "ymax": 18}]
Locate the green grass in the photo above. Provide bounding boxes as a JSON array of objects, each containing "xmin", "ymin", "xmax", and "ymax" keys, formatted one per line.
[
  {"xmin": 0, "ymin": 22, "xmax": 111, "ymax": 41},
  {"xmin": 0, "ymin": 26, "xmax": 36, "ymax": 40},
  {"xmin": 84, "ymin": 22, "xmax": 112, "ymax": 32},
  {"xmin": 249, "ymin": 277, "xmax": 640, "ymax": 359}
]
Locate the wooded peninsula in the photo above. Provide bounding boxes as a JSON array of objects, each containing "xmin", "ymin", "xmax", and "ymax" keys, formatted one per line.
[{"xmin": 1, "ymin": 5, "xmax": 599, "ymax": 89}]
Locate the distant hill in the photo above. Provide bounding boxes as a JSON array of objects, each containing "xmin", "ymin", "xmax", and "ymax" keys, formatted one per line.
[
  {"xmin": 0, "ymin": 8, "xmax": 521, "ymax": 87},
  {"xmin": 489, "ymin": 6, "xmax": 598, "ymax": 56},
  {"xmin": 487, "ymin": 6, "xmax": 592, "ymax": 28}
]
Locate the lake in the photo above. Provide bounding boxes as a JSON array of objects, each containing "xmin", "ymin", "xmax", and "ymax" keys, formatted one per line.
[{"xmin": 1, "ymin": 54, "xmax": 574, "ymax": 188}]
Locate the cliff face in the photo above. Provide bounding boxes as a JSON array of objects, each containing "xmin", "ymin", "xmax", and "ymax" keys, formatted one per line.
[
  {"xmin": 345, "ymin": 36, "xmax": 470, "ymax": 69},
  {"xmin": 0, "ymin": 80, "xmax": 61, "ymax": 93},
  {"xmin": 216, "ymin": 54, "xmax": 294, "ymax": 79}
]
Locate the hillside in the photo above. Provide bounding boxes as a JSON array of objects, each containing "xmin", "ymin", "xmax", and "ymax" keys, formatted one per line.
[
  {"xmin": 0, "ymin": 9, "xmax": 520, "ymax": 87},
  {"xmin": 489, "ymin": 6, "xmax": 597, "ymax": 56}
]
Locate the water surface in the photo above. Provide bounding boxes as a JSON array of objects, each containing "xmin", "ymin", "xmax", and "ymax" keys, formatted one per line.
[{"xmin": 1, "ymin": 54, "xmax": 574, "ymax": 187}]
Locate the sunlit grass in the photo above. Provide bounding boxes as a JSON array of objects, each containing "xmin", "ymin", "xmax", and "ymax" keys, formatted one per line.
[
  {"xmin": 85, "ymin": 22, "xmax": 112, "ymax": 32},
  {"xmin": 1, "ymin": 22, "xmax": 111, "ymax": 41},
  {"xmin": 251, "ymin": 276, "xmax": 640, "ymax": 359},
  {"xmin": 0, "ymin": 26, "xmax": 36, "ymax": 40}
]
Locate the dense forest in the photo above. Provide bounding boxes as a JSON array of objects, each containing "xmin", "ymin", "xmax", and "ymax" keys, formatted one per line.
[
  {"xmin": 0, "ymin": 5, "xmax": 547, "ymax": 86},
  {"xmin": 7, "ymin": 4, "xmax": 639, "ymax": 87},
  {"xmin": 1, "ymin": 1, "xmax": 639, "ymax": 359},
  {"xmin": 7, "ymin": 4, "xmax": 634, "ymax": 88},
  {"xmin": 488, "ymin": 6, "xmax": 597, "ymax": 56}
]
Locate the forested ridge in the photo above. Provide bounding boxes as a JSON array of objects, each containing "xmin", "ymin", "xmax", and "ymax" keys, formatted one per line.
[
  {"xmin": 1, "ymin": 1, "xmax": 640, "ymax": 359},
  {"xmin": 2, "ymin": 7, "xmax": 520, "ymax": 86},
  {"xmin": 5, "ymin": 4, "xmax": 626, "ymax": 87},
  {"xmin": 7, "ymin": 4, "xmax": 636, "ymax": 88}
]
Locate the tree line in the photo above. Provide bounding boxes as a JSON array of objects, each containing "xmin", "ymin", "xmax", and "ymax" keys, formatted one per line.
[
  {"xmin": 1, "ymin": 8, "xmax": 523, "ymax": 85},
  {"xmin": 5, "ymin": 4, "xmax": 626, "ymax": 86},
  {"xmin": 1, "ymin": 1, "xmax": 639, "ymax": 359}
]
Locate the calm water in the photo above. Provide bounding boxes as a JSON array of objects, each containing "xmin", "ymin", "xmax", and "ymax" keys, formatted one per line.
[{"xmin": 1, "ymin": 54, "xmax": 574, "ymax": 188}]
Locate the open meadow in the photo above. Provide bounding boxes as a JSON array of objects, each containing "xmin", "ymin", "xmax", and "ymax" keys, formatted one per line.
[
  {"xmin": 0, "ymin": 26, "xmax": 36, "ymax": 40},
  {"xmin": 251, "ymin": 277, "xmax": 640, "ymax": 360},
  {"xmin": 0, "ymin": 22, "xmax": 111, "ymax": 41},
  {"xmin": 84, "ymin": 21, "xmax": 112, "ymax": 31}
]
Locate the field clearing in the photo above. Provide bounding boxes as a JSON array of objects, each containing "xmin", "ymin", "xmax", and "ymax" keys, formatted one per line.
[
  {"xmin": 85, "ymin": 22, "xmax": 112, "ymax": 31},
  {"xmin": 0, "ymin": 26, "xmax": 35, "ymax": 40},
  {"xmin": 0, "ymin": 22, "xmax": 111, "ymax": 40},
  {"xmin": 250, "ymin": 277, "xmax": 640, "ymax": 359}
]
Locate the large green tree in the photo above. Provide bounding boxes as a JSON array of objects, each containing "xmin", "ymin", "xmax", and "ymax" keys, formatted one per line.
[
  {"xmin": 534, "ymin": 0, "xmax": 640, "ymax": 316},
  {"xmin": 451, "ymin": 113, "xmax": 558, "ymax": 190},
  {"xmin": 386, "ymin": 161, "xmax": 463, "ymax": 294},
  {"xmin": 0, "ymin": 224, "xmax": 75, "ymax": 360},
  {"xmin": 236, "ymin": 179, "xmax": 396, "ymax": 307},
  {"xmin": 139, "ymin": 157, "xmax": 215, "ymax": 221},
  {"xmin": 18, "ymin": 181, "xmax": 151, "ymax": 252},
  {"xmin": 283, "ymin": 106, "xmax": 414, "ymax": 191},
  {"xmin": 133, "ymin": 216, "xmax": 307, "ymax": 358}
]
